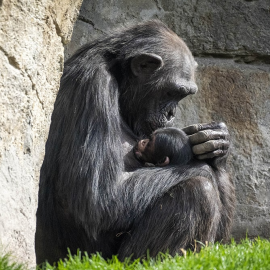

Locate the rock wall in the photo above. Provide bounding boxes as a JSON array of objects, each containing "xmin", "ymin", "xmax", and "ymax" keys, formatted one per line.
[
  {"xmin": 65, "ymin": 0, "xmax": 270, "ymax": 239},
  {"xmin": 0, "ymin": 0, "xmax": 82, "ymax": 266}
]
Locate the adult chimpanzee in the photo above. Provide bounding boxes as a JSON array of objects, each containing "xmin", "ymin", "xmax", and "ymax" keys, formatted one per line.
[
  {"xmin": 35, "ymin": 20, "xmax": 235, "ymax": 264},
  {"xmin": 133, "ymin": 127, "xmax": 193, "ymax": 167}
]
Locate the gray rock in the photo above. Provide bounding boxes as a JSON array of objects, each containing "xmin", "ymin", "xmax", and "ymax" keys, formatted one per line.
[
  {"xmin": 0, "ymin": 0, "xmax": 82, "ymax": 266},
  {"xmin": 161, "ymin": 0, "xmax": 270, "ymax": 59}
]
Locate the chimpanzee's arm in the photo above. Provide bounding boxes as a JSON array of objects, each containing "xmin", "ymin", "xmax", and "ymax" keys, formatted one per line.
[{"xmin": 183, "ymin": 122, "xmax": 235, "ymax": 241}]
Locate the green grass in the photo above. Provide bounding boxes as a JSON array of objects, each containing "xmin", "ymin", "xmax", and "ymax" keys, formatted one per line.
[
  {"xmin": 0, "ymin": 253, "xmax": 26, "ymax": 270},
  {"xmin": 42, "ymin": 238, "xmax": 270, "ymax": 270},
  {"xmin": 2, "ymin": 238, "xmax": 270, "ymax": 270}
]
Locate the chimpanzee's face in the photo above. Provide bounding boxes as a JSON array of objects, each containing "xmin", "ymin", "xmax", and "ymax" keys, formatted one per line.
[
  {"xmin": 133, "ymin": 134, "xmax": 156, "ymax": 164},
  {"xmin": 119, "ymin": 45, "xmax": 198, "ymax": 137}
]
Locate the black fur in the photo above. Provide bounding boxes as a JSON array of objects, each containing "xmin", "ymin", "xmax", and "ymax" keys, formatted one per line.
[
  {"xmin": 35, "ymin": 20, "xmax": 235, "ymax": 264},
  {"xmin": 153, "ymin": 127, "xmax": 193, "ymax": 165}
]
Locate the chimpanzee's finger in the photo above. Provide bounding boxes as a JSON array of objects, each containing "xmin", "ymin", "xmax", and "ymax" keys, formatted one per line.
[
  {"xmin": 192, "ymin": 139, "xmax": 230, "ymax": 155},
  {"xmin": 196, "ymin": 149, "xmax": 228, "ymax": 160},
  {"xmin": 182, "ymin": 122, "xmax": 227, "ymax": 135},
  {"xmin": 189, "ymin": 130, "xmax": 229, "ymax": 145}
]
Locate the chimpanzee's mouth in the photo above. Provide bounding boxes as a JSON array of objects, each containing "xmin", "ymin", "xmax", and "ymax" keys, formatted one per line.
[
  {"xmin": 149, "ymin": 113, "xmax": 175, "ymax": 132},
  {"xmin": 165, "ymin": 106, "xmax": 176, "ymax": 122},
  {"xmin": 146, "ymin": 104, "xmax": 177, "ymax": 134},
  {"xmin": 161, "ymin": 105, "xmax": 177, "ymax": 127}
]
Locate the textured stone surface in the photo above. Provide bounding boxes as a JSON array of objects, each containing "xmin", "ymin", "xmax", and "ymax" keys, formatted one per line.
[
  {"xmin": 66, "ymin": 0, "xmax": 270, "ymax": 240},
  {"xmin": 161, "ymin": 0, "xmax": 270, "ymax": 60},
  {"xmin": 0, "ymin": 0, "xmax": 82, "ymax": 266}
]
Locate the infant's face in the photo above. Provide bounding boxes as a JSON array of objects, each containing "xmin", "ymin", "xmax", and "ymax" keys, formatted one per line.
[{"xmin": 133, "ymin": 134, "xmax": 156, "ymax": 164}]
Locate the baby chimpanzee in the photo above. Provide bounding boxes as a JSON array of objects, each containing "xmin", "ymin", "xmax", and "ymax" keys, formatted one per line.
[{"xmin": 133, "ymin": 127, "xmax": 193, "ymax": 167}]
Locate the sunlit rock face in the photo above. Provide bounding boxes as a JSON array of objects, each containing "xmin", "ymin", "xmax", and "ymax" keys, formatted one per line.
[{"xmin": 0, "ymin": 0, "xmax": 82, "ymax": 266}]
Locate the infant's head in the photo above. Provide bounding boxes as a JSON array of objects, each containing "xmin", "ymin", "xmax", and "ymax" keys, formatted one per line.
[{"xmin": 133, "ymin": 127, "xmax": 193, "ymax": 167}]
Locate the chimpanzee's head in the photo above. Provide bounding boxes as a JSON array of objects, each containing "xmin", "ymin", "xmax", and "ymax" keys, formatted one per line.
[{"xmin": 114, "ymin": 21, "xmax": 198, "ymax": 137}]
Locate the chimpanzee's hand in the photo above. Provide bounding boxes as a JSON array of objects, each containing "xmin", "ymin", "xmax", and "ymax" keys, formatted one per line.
[{"xmin": 182, "ymin": 122, "xmax": 230, "ymax": 169}]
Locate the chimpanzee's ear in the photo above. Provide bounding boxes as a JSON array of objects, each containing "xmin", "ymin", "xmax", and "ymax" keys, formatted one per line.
[
  {"xmin": 131, "ymin": 53, "xmax": 164, "ymax": 77},
  {"xmin": 157, "ymin": 156, "xmax": 170, "ymax": 167}
]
